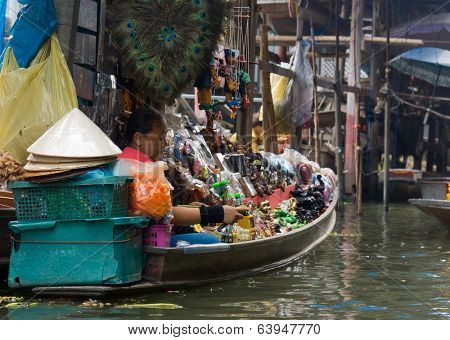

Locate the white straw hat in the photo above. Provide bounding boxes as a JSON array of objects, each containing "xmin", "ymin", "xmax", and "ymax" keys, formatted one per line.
[
  {"xmin": 27, "ymin": 108, "xmax": 122, "ymax": 158},
  {"xmin": 27, "ymin": 153, "xmax": 116, "ymax": 164},
  {"xmin": 24, "ymin": 159, "xmax": 113, "ymax": 172}
]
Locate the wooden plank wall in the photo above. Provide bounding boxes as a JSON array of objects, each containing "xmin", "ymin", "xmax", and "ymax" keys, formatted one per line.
[{"xmin": 72, "ymin": 0, "xmax": 122, "ymax": 139}]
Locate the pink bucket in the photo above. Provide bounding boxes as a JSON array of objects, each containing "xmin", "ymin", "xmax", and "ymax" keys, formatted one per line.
[{"xmin": 143, "ymin": 224, "xmax": 173, "ymax": 247}]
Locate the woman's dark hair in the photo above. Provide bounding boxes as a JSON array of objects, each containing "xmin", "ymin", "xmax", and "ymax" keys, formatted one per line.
[{"xmin": 123, "ymin": 107, "xmax": 165, "ymax": 146}]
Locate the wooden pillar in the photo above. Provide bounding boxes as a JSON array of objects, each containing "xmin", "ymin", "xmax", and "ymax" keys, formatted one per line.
[
  {"xmin": 344, "ymin": 0, "xmax": 364, "ymax": 195},
  {"xmin": 291, "ymin": 3, "xmax": 304, "ymax": 151},
  {"xmin": 367, "ymin": 0, "xmax": 383, "ymax": 199},
  {"xmin": 334, "ymin": 0, "xmax": 345, "ymax": 206},
  {"xmin": 309, "ymin": 17, "xmax": 320, "ymax": 164},
  {"xmin": 97, "ymin": 0, "xmax": 107, "ymax": 70},
  {"xmin": 383, "ymin": 0, "xmax": 391, "ymax": 211},
  {"xmin": 260, "ymin": 14, "xmax": 278, "ymax": 154},
  {"xmin": 339, "ymin": 1, "xmax": 350, "ymax": 82}
]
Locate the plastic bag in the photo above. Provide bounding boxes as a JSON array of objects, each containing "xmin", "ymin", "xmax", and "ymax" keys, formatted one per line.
[
  {"xmin": 272, "ymin": 72, "xmax": 291, "ymax": 134},
  {"xmin": 281, "ymin": 148, "xmax": 308, "ymax": 168},
  {"xmin": 0, "ymin": 35, "xmax": 78, "ymax": 163},
  {"xmin": 115, "ymin": 160, "xmax": 173, "ymax": 220},
  {"xmin": 258, "ymin": 61, "xmax": 293, "ymax": 134},
  {"xmin": 1, "ymin": 0, "xmax": 57, "ymax": 68},
  {"xmin": 288, "ymin": 40, "xmax": 313, "ymax": 126},
  {"xmin": 320, "ymin": 168, "xmax": 337, "ymax": 190}
]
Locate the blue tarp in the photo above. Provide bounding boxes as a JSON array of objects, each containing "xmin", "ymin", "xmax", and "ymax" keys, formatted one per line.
[
  {"xmin": 0, "ymin": 0, "xmax": 6, "ymax": 52},
  {"xmin": 0, "ymin": 0, "xmax": 57, "ymax": 68}
]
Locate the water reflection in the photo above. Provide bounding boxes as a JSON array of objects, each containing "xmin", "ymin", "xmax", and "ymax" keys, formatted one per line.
[
  {"xmin": 337, "ymin": 204, "xmax": 361, "ymax": 319},
  {"xmin": 1, "ymin": 203, "xmax": 449, "ymax": 320}
]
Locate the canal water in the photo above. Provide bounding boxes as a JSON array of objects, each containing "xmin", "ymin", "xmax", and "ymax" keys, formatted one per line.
[{"xmin": 1, "ymin": 203, "xmax": 449, "ymax": 320}]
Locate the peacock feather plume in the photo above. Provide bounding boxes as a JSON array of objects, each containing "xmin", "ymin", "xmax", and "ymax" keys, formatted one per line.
[{"xmin": 111, "ymin": 0, "xmax": 228, "ymax": 106}]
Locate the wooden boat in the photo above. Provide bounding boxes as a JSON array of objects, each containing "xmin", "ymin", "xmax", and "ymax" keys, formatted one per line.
[
  {"xmin": 408, "ymin": 199, "xmax": 450, "ymax": 230},
  {"xmin": 378, "ymin": 169, "xmax": 422, "ymax": 202},
  {"xmin": 31, "ymin": 195, "xmax": 338, "ymax": 297},
  {"xmin": 408, "ymin": 177, "xmax": 450, "ymax": 230}
]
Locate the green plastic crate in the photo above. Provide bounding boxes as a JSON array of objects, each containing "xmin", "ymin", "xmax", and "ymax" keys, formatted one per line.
[
  {"xmin": 8, "ymin": 217, "xmax": 148, "ymax": 288},
  {"xmin": 9, "ymin": 177, "xmax": 131, "ymax": 222}
]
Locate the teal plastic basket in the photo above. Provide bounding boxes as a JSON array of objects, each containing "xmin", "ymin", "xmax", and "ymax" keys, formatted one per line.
[
  {"xmin": 8, "ymin": 217, "xmax": 148, "ymax": 288},
  {"xmin": 9, "ymin": 177, "xmax": 131, "ymax": 222}
]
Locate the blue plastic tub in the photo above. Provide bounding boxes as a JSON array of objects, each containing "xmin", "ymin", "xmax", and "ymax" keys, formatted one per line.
[{"xmin": 8, "ymin": 217, "xmax": 148, "ymax": 288}]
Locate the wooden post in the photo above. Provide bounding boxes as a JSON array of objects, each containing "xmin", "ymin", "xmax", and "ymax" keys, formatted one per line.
[
  {"xmin": 368, "ymin": 0, "xmax": 383, "ymax": 199},
  {"xmin": 383, "ymin": 0, "xmax": 391, "ymax": 211},
  {"xmin": 344, "ymin": 0, "xmax": 364, "ymax": 195},
  {"xmin": 335, "ymin": 0, "xmax": 345, "ymax": 206},
  {"xmin": 291, "ymin": 3, "xmax": 304, "ymax": 151},
  {"xmin": 339, "ymin": 1, "xmax": 350, "ymax": 83},
  {"xmin": 310, "ymin": 16, "xmax": 320, "ymax": 165},
  {"xmin": 260, "ymin": 14, "xmax": 278, "ymax": 153},
  {"xmin": 97, "ymin": 0, "xmax": 107, "ymax": 70}
]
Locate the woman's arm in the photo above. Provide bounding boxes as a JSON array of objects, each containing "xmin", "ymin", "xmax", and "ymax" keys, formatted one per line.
[
  {"xmin": 172, "ymin": 206, "xmax": 248, "ymax": 226},
  {"xmin": 172, "ymin": 206, "xmax": 201, "ymax": 226}
]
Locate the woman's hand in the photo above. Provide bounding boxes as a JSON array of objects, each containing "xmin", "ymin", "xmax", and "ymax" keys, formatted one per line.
[{"xmin": 222, "ymin": 205, "xmax": 248, "ymax": 224}]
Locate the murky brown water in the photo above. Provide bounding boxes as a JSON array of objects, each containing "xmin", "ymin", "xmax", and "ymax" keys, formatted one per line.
[{"xmin": 1, "ymin": 202, "xmax": 449, "ymax": 320}]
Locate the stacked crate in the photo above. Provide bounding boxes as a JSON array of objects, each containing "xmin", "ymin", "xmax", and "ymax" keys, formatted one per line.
[{"xmin": 8, "ymin": 177, "xmax": 147, "ymax": 288}]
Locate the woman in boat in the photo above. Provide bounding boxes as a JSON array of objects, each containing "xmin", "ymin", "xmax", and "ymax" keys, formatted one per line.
[{"xmin": 118, "ymin": 107, "xmax": 246, "ymax": 227}]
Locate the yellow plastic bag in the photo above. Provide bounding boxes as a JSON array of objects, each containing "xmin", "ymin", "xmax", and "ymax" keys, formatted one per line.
[
  {"xmin": 0, "ymin": 34, "xmax": 78, "ymax": 163},
  {"xmin": 259, "ymin": 74, "xmax": 291, "ymax": 134}
]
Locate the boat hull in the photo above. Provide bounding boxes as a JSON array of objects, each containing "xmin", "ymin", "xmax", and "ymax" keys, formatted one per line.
[
  {"xmin": 31, "ymin": 196, "xmax": 337, "ymax": 297},
  {"xmin": 409, "ymin": 199, "xmax": 450, "ymax": 230}
]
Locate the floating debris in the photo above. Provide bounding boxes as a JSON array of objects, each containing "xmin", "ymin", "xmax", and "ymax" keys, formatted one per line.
[
  {"xmin": 81, "ymin": 299, "xmax": 111, "ymax": 308},
  {"xmin": 329, "ymin": 232, "xmax": 361, "ymax": 238},
  {"xmin": 3, "ymin": 302, "xmax": 39, "ymax": 309},
  {"xmin": 115, "ymin": 303, "xmax": 182, "ymax": 310},
  {"xmin": 0, "ymin": 296, "xmax": 24, "ymax": 305}
]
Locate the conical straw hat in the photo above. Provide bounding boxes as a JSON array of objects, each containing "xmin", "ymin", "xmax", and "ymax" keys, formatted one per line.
[
  {"xmin": 27, "ymin": 153, "xmax": 116, "ymax": 164},
  {"xmin": 24, "ymin": 159, "xmax": 113, "ymax": 172},
  {"xmin": 27, "ymin": 108, "xmax": 122, "ymax": 158}
]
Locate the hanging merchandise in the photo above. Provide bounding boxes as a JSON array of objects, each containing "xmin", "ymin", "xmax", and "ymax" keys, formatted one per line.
[
  {"xmin": 223, "ymin": 49, "xmax": 238, "ymax": 110},
  {"xmin": 193, "ymin": 5, "xmax": 253, "ymax": 119},
  {"xmin": 237, "ymin": 69, "xmax": 251, "ymax": 109},
  {"xmin": 0, "ymin": 35, "xmax": 78, "ymax": 164},
  {"xmin": 0, "ymin": 0, "xmax": 57, "ymax": 68},
  {"xmin": 194, "ymin": 56, "xmax": 217, "ymax": 110},
  {"xmin": 111, "ymin": 0, "xmax": 228, "ymax": 106}
]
